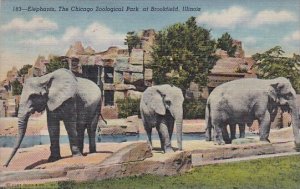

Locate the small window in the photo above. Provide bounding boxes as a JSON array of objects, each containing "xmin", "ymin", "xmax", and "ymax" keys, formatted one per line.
[
  {"xmin": 104, "ymin": 90, "xmax": 114, "ymax": 106},
  {"xmin": 104, "ymin": 67, "xmax": 114, "ymax": 83}
]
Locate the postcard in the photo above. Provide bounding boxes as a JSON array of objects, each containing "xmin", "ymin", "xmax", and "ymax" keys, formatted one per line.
[{"xmin": 0, "ymin": 0, "xmax": 299, "ymax": 188}]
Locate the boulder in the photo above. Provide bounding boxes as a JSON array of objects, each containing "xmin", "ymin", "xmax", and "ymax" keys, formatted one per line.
[
  {"xmin": 67, "ymin": 151, "xmax": 191, "ymax": 181},
  {"xmin": 0, "ymin": 142, "xmax": 152, "ymax": 186}
]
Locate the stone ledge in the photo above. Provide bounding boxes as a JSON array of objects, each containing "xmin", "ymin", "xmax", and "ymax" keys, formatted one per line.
[{"xmin": 66, "ymin": 151, "xmax": 192, "ymax": 181}]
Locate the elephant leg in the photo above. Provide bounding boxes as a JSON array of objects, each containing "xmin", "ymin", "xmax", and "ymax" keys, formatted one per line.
[
  {"xmin": 63, "ymin": 119, "xmax": 82, "ymax": 156},
  {"xmin": 258, "ymin": 112, "xmax": 271, "ymax": 142},
  {"xmin": 239, "ymin": 124, "xmax": 246, "ymax": 138},
  {"xmin": 205, "ymin": 126, "xmax": 212, "ymax": 141},
  {"xmin": 83, "ymin": 111, "xmax": 99, "ymax": 154},
  {"xmin": 76, "ymin": 124, "xmax": 85, "ymax": 154},
  {"xmin": 222, "ymin": 125, "xmax": 231, "ymax": 144},
  {"xmin": 157, "ymin": 121, "xmax": 173, "ymax": 153},
  {"xmin": 229, "ymin": 124, "xmax": 237, "ymax": 140},
  {"xmin": 87, "ymin": 123, "xmax": 97, "ymax": 153},
  {"xmin": 213, "ymin": 122, "xmax": 225, "ymax": 145},
  {"xmin": 167, "ymin": 115, "xmax": 175, "ymax": 140},
  {"xmin": 47, "ymin": 112, "xmax": 61, "ymax": 162},
  {"xmin": 145, "ymin": 126, "xmax": 153, "ymax": 149},
  {"xmin": 156, "ymin": 127, "xmax": 164, "ymax": 151}
]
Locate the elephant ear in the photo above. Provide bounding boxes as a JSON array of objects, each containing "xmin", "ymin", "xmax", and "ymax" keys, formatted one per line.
[
  {"xmin": 42, "ymin": 69, "xmax": 77, "ymax": 111},
  {"xmin": 269, "ymin": 83, "xmax": 279, "ymax": 103},
  {"xmin": 145, "ymin": 88, "xmax": 166, "ymax": 115}
]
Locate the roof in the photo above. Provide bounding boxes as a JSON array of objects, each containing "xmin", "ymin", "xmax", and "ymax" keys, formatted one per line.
[{"xmin": 211, "ymin": 57, "xmax": 256, "ymax": 73}]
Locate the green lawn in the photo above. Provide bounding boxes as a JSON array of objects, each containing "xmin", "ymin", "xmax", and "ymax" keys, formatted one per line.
[{"xmin": 17, "ymin": 155, "xmax": 300, "ymax": 189}]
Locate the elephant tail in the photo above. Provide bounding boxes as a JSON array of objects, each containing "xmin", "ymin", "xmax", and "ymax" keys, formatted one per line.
[
  {"xmin": 94, "ymin": 101, "xmax": 107, "ymax": 134},
  {"xmin": 205, "ymin": 101, "xmax": 213, "ymax": 141},
  {"xmin": 100, "ymin": 113, "xmax": 107, "ymax": 125}
]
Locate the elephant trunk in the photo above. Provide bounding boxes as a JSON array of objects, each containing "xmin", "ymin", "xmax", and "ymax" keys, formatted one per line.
[
  {"xmin": 4, "ymin": 112, "xmax": 29, "ymax": 167},
  {"xmin": 175, "ymin": 110, "xmax": 183, "ymax": 151},
  {"xmin": 290, "ymin": 102, "xmax": 300, "ymax": 151}
]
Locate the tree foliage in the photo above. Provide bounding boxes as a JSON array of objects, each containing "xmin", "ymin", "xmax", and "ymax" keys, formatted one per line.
[
  {"xmin": 46, "ymin": 56, "xmax": 69, "ymax": 73},
  {"xmin": 18, "ymin": 64, "xmax": 32, "ymax": 76},
  {"xmin": 124, "ymin": 31, "xmax": 141, "ymax": 55},
  {"xmin": 183, "ymin": 98, "xmax": 206, "ymax": 119},
  {"xmin": 11, "ymin": 79, "xmax": 23, "ymax": 96},
  {"xmin": 253, "ymin": 46, "xmax": 300, "ymax": 93},
  {"xmin": 216, "ymin": 32, "xmax": 237, "ymax": 57},
  {"xmin": 116, "ymin": 97, "xmax": 140, "ymax": 118},
  {"xmin": 151, "ymin": 17, "xmax": 217, "ymax": 90}
]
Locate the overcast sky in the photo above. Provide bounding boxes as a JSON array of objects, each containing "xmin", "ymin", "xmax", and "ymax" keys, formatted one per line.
[{"xmin": 0, "ymin": 0, "xmax": 299, "ymax": 80}]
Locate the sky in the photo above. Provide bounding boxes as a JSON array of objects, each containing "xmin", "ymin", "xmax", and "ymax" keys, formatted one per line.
[{"xmin": 0, "ymin": 0, "xmax": 299, "ymax": 80}]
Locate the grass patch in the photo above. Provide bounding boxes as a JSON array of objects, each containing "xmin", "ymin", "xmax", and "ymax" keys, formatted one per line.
[{"xmin": 10, "ymin": 155, "xmax": 300, "ymax": 189}]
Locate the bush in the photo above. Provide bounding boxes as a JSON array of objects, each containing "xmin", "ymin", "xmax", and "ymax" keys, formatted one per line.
[
  {"xmin": 183, "ymin": 98, "xmax": 206, "ymax": 119},
  {"xmin": 116, "ymin": 97, "xmax": 140, "ymax": 118},
  {"xmin": 11, "ymin": 79, "xmax": 23, "ymax": 96}
]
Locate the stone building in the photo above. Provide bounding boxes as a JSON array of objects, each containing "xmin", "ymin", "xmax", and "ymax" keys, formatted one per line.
[
  {"xmin": 0, "ymin": 67, "xmax": 20, "ymax": 117},
  {"xmin": 58, "ymin": 30, "xmax": 155, "ymax": 118}
]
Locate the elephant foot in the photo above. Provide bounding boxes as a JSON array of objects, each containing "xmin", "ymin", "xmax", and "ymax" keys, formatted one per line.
[
  {"xmin": 72, "ymin": 151, "xmax": 83, "ymax": 157},
  {"xmin": 214, "ymin": 140, "xmax": 225, "ymax": 145},
  {"xmin": 164, "ymin": 147, "xmax": 174, "ymax": 153},
  {"xmin": 89, "ymin": 149, "xmax": 96, "ymax": 153},
  {"xmin": 48, "ymin": 155, "xmax": 62, "ymax": 162},
  {"xmin": 224, "ymin": 140, "xmax": 231, "ymax": 144},
  {"xmin": 205, "ymin": 137, "xmax": 212, "ymax": 141},
  {"xmin": 260, "ymin": 138, "xmax": 271, "ymax": 143}
]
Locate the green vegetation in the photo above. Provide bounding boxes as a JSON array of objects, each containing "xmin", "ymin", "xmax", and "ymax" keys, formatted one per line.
[
  {"xmin": 253, "ymin": 46, "xmax": 300, "ymax": 93},
  {"xmin": 183, "ymin": 98, "xmax": 206, "ymax": 119},
  {"xmin": 18, "ymin": 155, "xmax": 300, "ymax": 189},
  {"xmin": 46, "ymin": 56, "xmax": 69, "ymax": 73},
  {"xmin": 124, "ymin": 31, "xmax": 141, "ymax": 55},
  {"xmin": 151, "ymin": 17, "xmax": 217, "ymax": 90},
  {"xmin": 216, "ymin": 32, "xmax": 237, "ymax": 57},
  {"xmin": 11, "ymin": 79, "xmax": 23, "ymax": 95},
  {"xmin": 18, "ymin": 64, "xmax": 32, "ymax": 76},
  {"xmin": 116, "ymin": 97, "xmax": 140, "ymax": 118},
  {"xmin": 235, "ymin": 66, "xmax": 248, "ymax": 73}
]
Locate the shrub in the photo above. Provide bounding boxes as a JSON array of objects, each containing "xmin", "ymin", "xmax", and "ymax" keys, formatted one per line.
[
  {"xmin": 11, "ymin": 79, "xmax": 23, "ymax": 96},
  {"xmin": 116, "ymin": 97, "xmax": 140, "ymax": 118},
  {"xmin": 183, "ymin": 98, "xmax": 206, "ymax": 119}
]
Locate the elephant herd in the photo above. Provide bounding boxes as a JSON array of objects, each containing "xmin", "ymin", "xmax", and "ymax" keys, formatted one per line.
[{"xmin": 4, "ymin": 69, "xmax": 300, "ymax": 167}]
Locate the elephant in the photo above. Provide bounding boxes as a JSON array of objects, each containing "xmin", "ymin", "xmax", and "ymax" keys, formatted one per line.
[
  {"xmin": 4, "ymin": 68, "xmax": 103, "ymax": 167},
  {"xmin": 205, "ymin": 77, "xmax": 300, "ymax": 149},
  {"xmin": 140, "ymin": 84, "xmax": 184, "ymax": 153}
]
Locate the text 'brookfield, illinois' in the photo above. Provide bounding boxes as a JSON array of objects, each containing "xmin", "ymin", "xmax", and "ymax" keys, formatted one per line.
[{"xmin": 12, "ymin": 6, "xmax": 201, "ymax": 12}]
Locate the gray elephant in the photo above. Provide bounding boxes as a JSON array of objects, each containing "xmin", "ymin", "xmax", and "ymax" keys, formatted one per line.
[
  {"xmin": 140, "ymin": 84, "xmax": 184, "ymax": 153},
  {"xmin": 205, "ymin": 77, "xmax": 300, "ymax": 149},
  {"xmin": 4, "ymin": 68, "xmax": 102, "ymax": 167}
]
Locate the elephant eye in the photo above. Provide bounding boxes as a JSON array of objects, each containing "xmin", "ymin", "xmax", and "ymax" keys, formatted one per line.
[
  {"xmin": 165, "ymin": 99, "xmax": 171, "ymax": 105},
  {"xmin": 281, "ymin": 92, "xmax": 292, "ymax": 99}
]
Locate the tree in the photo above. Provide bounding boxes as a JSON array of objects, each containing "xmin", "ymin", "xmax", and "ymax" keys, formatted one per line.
[
  {"xmin": 217, "ymin": 32, "xmax": 237, "ymax": 57},
  {"xmin": 18, "ymin": 64, "xmax": 32, "ymax": 76},
  {"xmin": 151, "ymin": 17, "xmax": 217, "ymax": 90},
  {"xmin": 46, "ymin": 56, "xmax": 69, "ymax": 73},
  {"xmin": 11, "ymin": 79, "xmax": 23, "ymax": 96},
  {"xmin": 124, "ymin": 31, "xmax": 141, "ymax": 55},
  {"xmin": 253, "ymin": 46, "xmax": 300, "ymax": 93}
]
